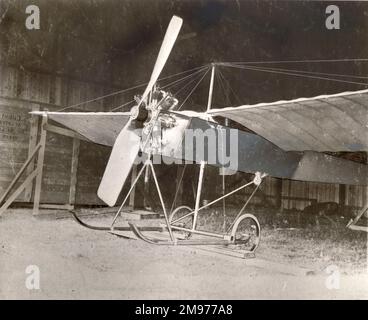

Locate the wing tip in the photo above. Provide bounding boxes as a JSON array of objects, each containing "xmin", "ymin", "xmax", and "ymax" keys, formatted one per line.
[{"xmin": 29, "ymin": 111, "xmax": 46, "ymax": 115}]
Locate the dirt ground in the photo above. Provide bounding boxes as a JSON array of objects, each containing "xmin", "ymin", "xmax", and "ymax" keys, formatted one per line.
[{"xmin": 0, "ymin": 208, "xmax": 367, "ymax": 300}]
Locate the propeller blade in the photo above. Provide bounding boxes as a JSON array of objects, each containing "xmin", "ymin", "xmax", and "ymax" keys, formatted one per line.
[
  {"xmin": 97, "ymin": 119, "xmax": 141, "ymax": 206},
  {"xmin": 138, "ymin": 15, "xmax": 183, "ymax": 107}
]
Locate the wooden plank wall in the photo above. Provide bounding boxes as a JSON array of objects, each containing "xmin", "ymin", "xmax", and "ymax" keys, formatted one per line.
[
  {"xmin": 0, "ymin": 98, "xmax": 32, "ymax": 202},
  {"xmin": 0, "ymin": 64, "xmax": 122, "ymax": 205}
]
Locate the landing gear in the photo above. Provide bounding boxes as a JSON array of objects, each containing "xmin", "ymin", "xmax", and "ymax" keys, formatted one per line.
[
  {"xmin": 169, "ymin": 206, "xmax": 193, "ymax": 239},
  {"xmin": 125, "ymin": 168, "xmax": 265, "ymax": 258},
  {"xmin": 230, "ymin": 213, "xmax": 260, "ymax": 253}
]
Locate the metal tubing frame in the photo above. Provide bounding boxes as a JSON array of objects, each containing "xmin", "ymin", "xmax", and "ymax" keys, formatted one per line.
[
  {"xmin": 169, "ymin": 171, "xmax": 264, "ymax": 239},
  {"xmin": 130, "ymin": 222, "xmax": 230, "ymax": 246},
  {"xmin": 171, "ymin": 179, "xmax": 255, "ymax": 225},
  {"xmin": 226, "ymin": 183, "xmax": 261, "ymax": 233},
  {"xmin": 169, "ymin": 164, "xmax": 187, "ymax": 214},
  {"xmin": 110, "ymin": 161, "xmax": 148, "ymax": 228},
  {"xmin": 192, "ymin": 161, "xmax": 206, "ymax": 230},
  {"xmin": 170, "ymin": 225, "xmax": 228, "ymax": 239},
  {"xmin": 110, "ymin": 155, "xmax": 174, "ymax": 241},
  {"xmin": 148, "ymin": 160, "xmax": 174, "ymax": 240}
]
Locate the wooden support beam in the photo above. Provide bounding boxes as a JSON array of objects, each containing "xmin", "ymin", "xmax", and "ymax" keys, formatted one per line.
[
  {"xmin": 68, "ymin": 138, "xmax": 80, "ymax": 208},
  {"xmin": 24, "ymin": 103, "xmax": 40, "ymax": 202},
  {"xmin": 39, "ymin": 204, "xmax": 74, "ymax": 210},
  {"xmin": 44, "ymin": 123, "xmax": 89, "ymax": 142},
  {"xmin": 33, "ymin": 116, "xmax": 47, "ymax": 216},
  {"xmin": 0, "ymin": 143, "xmax": 41, "ymax": 206}
]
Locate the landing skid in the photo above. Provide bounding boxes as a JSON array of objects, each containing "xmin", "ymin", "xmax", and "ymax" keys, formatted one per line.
[
  {"xmin": 70, "ymin": 210, "xmax": 164, "ymax": 232},
  {"xmin": 129, "ymin": 222, "xmax": 232, "ymax": 246},
  {"xmin": 71, "ymin": 158, "xmax": 264, "ymax": 259}
]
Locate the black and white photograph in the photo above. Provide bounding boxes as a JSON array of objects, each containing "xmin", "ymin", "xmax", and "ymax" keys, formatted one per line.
[{"xmin": 0, "ymin": 0, "xmax": 367, "ymax": 302}]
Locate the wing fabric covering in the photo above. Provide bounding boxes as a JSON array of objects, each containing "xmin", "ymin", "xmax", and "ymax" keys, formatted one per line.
[
  {"xmin": 208, "ymin": 89, "xmax": 368, "ymax": 152},
  {"xmin": 31, "ymin": 111, "xmax": 130, "ymax": 146},
  {"xmin": 97, "ymin": 119, "xmax": 141, "ymax": 206},
  {"xmin": 168, "ymin": 115, "xmax": 367, "ymax": 186}
]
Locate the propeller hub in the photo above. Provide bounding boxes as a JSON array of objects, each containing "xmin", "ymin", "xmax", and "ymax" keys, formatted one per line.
[{"xmin": 130, "ymin": 105, "xmax": 148, "ymax": 122}]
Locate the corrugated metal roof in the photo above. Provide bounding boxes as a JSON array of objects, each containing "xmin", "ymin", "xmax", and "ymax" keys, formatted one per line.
[{"xmin": 208, "ymin": 89, "xmax": 368, "ymax": 152}]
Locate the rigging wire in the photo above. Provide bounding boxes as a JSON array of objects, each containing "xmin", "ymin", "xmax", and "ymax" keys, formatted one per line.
[
  {"xmin": 214, "ymin": 70, "xmax": 226, "ymax": 106},
  {"xmin": 160, "ymin": 66, "xmax": 208, "ymax": 90},
  {"xmin": 109, "ymin": 99, "xmax": 135, "ymax": 112},
  {"xmin": 217, "ymin": 67, "xmax": 242, "ymax": 105},
  {"xmin": 54, "ymin": 58, "xmax": 368, "ymax": 112},
  {"xmin": 215, "ymin": 68, "xmax": 232, "ymax": 107},
  {"xmin": 177, "ymin": 66, "xmax": 211, "ymax": 111},
  {"xmin": 226, "ymin": 64, "xmax": 368, "ymax": 80},
  {"xmin": 173, "ymin": 68, "xmax": 209, "ymax": 96},
  {"xmin": 223, "ymin": 63, "xmax": 368, "ymax": 87},
  {"xmin": 110, "ymin": 66, "xmax": 208, "ymax": 111},
  {"xmin": 56, "ymin": 65, "xmax": 207, "ymax": 112},
  {"xmin": 109, "ymin": 67, "xmax": 208, "ymax": 111},
  {"xmin": 221, "ymin": 58, "xmax": 368, "ymax": 65}
]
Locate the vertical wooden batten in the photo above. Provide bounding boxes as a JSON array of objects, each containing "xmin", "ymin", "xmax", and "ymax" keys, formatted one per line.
[
  {"xmin": 24, "ymin": 103, "xmax": 40, "ymax": 202},
  {"xmin": 33, "ymin": 115, "xmax": 48, "ymax": 215},
  {"xmin": 68, "ymin": 138, "xmax": 80, "ymax": 208}
]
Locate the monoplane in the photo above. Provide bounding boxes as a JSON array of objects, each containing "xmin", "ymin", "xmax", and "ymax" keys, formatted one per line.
[{"xmin": 32, "ymin": 16, "xmax": 368, "ymax": 256}]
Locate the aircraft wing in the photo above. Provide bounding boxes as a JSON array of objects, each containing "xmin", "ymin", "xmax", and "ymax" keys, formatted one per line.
[
  {"xmin": 30, "ymin": 87, "xmax": 368, "ymax": 187},
  {"xmin": 159, "ymin": 114, "xmax": 367, "ymax": 186},
  {"xmin": 208, "ymin": 89, "xmax": 368, "ymax": 152},
  {"xmin": 31, "ymin": 111, "xmax": 130, "ymax": 146}
]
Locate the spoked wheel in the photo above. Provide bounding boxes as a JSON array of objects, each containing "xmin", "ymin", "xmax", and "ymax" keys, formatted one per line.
[
  {"xmin": 230, "ymin": 213, "xmax": 261, "ymax": 253},
  {"xmin": 169, "ymin": 206, "xmax": 194, "ymax": 239}
]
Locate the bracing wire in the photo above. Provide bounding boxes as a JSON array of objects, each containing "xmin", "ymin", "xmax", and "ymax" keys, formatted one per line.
[
  {"xmin": 177, "ymin": 66, "xmax": 211, "ymax": 111},
  {"xmin": 160, "ymin": 66, "xmax": 208, "ymax": 90},
  {"xmin": 222, "ymin": 58, "xmax": 368, "ymax": 65},
  {"xmin": 109, "ymin": 99, "xmax": 136, "ymax": 112},
  {"xmin": 54, "ymin": 58, "xmax": 368, "ymax": 112},
  {"xmin": 56, "ymin": 65, "xmax": 207, "ymax": 112},
  {"xmin": 223, "ymin": 63, "xmax": 368, "ymax": 87},
  {"xmin": 234, "ymin": 65, "xmax": 368, "ymax": 80},
  {"xmin": 173, "ymin": 68, "xmax": 209, "ymax": 96},
  {"xmin": 217, "ymin": 67, "xmax": 242, "ymax": 105},
  {"xmin": 109, "ymin": 66, "xmax": 208, "ymax": 111},
  {"xmin": 215, "ymin": 68, "xmax": 231, "ymax": 107}
]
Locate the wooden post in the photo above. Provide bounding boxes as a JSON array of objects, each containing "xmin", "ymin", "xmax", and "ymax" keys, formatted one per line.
[
  {"xmin": 339, "ymin": 184, "xmax": 346, "ymax": 206},
  {"xmin": 275, "ymin": 178, "xmax": 283, "ymax": 210},
  {"xmin": 24, "ymin": 103, "xmax": 40, "ymax": 202},
  {"xmin": 33, "ymin": 115, "xmax": 47, "ymax": 215},
  {"xmin": 68, "ymin": 138, "xmax": 80, "ymax": 207}
]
